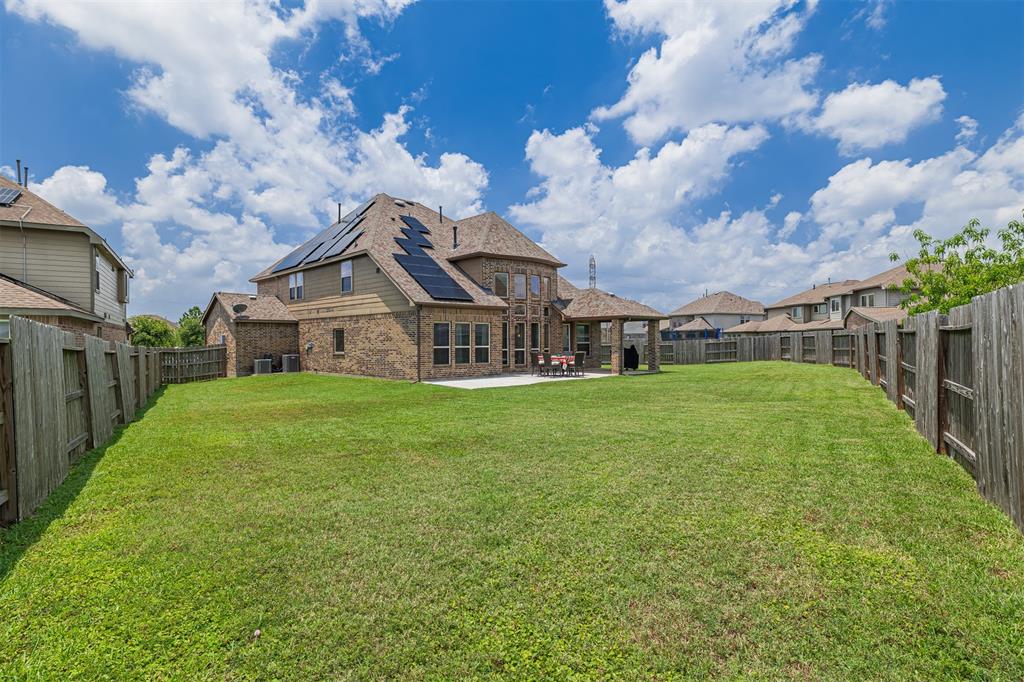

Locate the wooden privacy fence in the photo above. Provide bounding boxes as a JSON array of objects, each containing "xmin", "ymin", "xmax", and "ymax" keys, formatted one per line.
[{"xmin": 161, "ymin": 346, "xmax": 226, "ymax": 384}]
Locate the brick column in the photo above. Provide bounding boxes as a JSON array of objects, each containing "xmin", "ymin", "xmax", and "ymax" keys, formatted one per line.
[
  {"xmin": 647, "ymin": 319, "xmax": 660, "ymax": 371},
  {"xmin": 610, "ymin": 319, "xmax": 624, "ymax": 374}
]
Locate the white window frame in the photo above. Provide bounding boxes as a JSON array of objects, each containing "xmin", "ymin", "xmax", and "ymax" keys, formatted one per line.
[
  {"xmin": 860, "ymin": 293, "xmax": 875, "ymax": 307},
  {"xmin": 433, "ymin": 322, "xmax": 450, "ymax": 366},
  {"xmin": 543, "ymin": 322, "xmax": 549, "ymax": 353},
  {"xmin": 830, "ymin": 298, "xmax": 840, "ymax": 313},
  {"xmin": 812, "ymin": 303, "xmax": 827, "ymax": 315},
  {"xmin": 562, "ymin": 323, "xmax": 571, "ymax": 353},
  {"xmin": 542, "ymin": 276, "xmax": 551, "ymax": 301},
  {"xmin": 513, "ymin": 273, "xmax": 527, "ymax": 300},
  {"xmin": 575, "ymin": 323, "xmax": 591, "ymax": 357},
  {"xmin": 474, "ymin": 323, "xmax": 490, "ymax": 364},
  {"xmin": 792, "ymin": 306, "xmax": 803, "ymax": 319},
  {"xmin": 514, "ymin": 322, "xmax": 526, "ymax": 365},
  {"xmin": 340, "ymin": 259, "xmax": 353, "ymax": 294},
  {"xmin": 454, "ymin": 322, "xmax": 471, "ymax": 365},
  {"xmin": 95, "ymin": 253, "xmax": 101, "ymax": 292},
  {"xmin": 333, "ymin": 328, "xmax": 345, "ymax": 354},
  {"xmin": 502, "ymin": 321, "xmax": 509, "ymax": 365},
  {"xmin": 289, "ymin": 272, "xmax": 304, "ymax": 300},
  {"xmin": 530, "ymin": 274, "xmax": 541, "ymax": 298}
]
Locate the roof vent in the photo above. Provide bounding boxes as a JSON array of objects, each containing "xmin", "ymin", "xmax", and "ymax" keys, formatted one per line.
[
  {"xmin": 232, "ymin": 303, "xmax": 248, "ymax": 314},
  {"xmin": 248, "ymin": 295, "xmax": 257, "ymax": 300}
]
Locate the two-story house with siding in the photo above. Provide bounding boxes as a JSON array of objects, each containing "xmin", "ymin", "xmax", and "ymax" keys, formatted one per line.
[
  {"xmin": 663, "ymin": 291, "xmax": 765, "ymax": 339},
  {"xmin": 763, "ymin": 279, "xmax": 859, "ymax": 327},
  {"xmin": 206, "ymin": 193, "xmax": 664, "ymax": 379},
  {"xmin": 0, "ymin": 174, "xmax": 132, "ymax": 341}
]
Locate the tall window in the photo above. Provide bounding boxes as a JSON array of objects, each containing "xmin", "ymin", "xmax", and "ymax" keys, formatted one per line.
[
  {"xmin": 95, "ymin": 253, "xmax": 101, "ymax": 292},
  {"xmin": 860, "ymin": 293, "xmax": 875, "ymax": 307},
  {"xmin": 433, "ymin": 322, "xmax": 450, "ymax": 365},
  {"xmin": 494, "ymin": 272, "xmax": 509, "ymax": 298},
  {"xmin": 830, "ymin": 298, "xmax": 840, "ymax": 313},
  {"xmin": 513, "ymin": 273, "xmax": 527, "ymax": 300},
  {"xmin": 454, "ymin": 323, "xmax": 471, "ymax": 364},
  {"xmin": 575, "ymin": 323, "xmax": 591, "ymax": 356},
  {"xmin": 333, "ymin": 329, "xmax": 345, "ymax": 353},
  {"xmin": 543, "ymin": 276, "xmax": 551, "ymax": 300},
  {"xmin": 340, "ymin": 260, "xmax": 353, "ymax": 293},
  {"xmin": 812, "ymin": 303, "xmax": 826, "ymax": 315},
  {"xmin": 543, "ymin": 323, "xmax": 550, "ymax": 352},
  {"xmin": 502, "ymin": 321, "xmax": 509, "ymax": 365},
  {"xmin": 562, "ymin": 323, "xmax": 571, "ymax": 353},
  {"xmin": 530, "ymin": 322, "xmax": 540, "ymax": 355},
  {"xmin": 530, "ymin": 274, "xmax": 540, "ymax": 297},
  {"xmin": 514, "ymin": 322, "xmax": 526, "ymax": 365},
  {"xmin": 289, "ymin": 272, "xmax": 304, "ymax": 300},
  {"xmin": 792, "ymin": 306, "xmax": 803, "ymax": 319},
  {"xmin": 118, "ymin": 270, "xmax": 130, "ymax": 304},
  {"xmin": 474, "ymin": 323, "xmax": 490, "ymax": 363}
]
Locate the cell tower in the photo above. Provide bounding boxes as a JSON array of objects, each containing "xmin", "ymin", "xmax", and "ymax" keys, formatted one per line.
[{"xmin": 588, "ymin": 254, "xmax": 597, "ymax": 289}]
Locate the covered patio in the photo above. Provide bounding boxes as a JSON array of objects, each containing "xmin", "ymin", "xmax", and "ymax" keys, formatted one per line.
[{"xmin": 556, "ymin": 287, "xmax": 667, "ymax": 375}]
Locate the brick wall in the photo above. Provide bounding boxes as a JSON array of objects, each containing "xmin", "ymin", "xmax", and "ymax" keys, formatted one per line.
[
  {"xmin": 205, "ymin": 304, "xmax": 238, "ymax": 376},
  {"xmin": 299, "ymin": 311, "xmax": 418, "ymax": 380},
  {"xmin": 234, "ymin": 321, "xmax": 299, "ymax": 376},
  {"xmin": 100, "ymin": 321, "xmax": 128, "ymax": 343},
  {"xmin": 23, "ymin": 315, "xmax": 99, "ymax": 345},
  {"xmin": 417, "ymin": 306, "xmax": 504, "ymax": 380},
  {"xmin": 256, "ymin": 275, "xmax": 288, "ymax": 303}
]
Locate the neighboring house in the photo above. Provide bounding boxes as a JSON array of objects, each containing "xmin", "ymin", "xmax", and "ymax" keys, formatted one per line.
[
  {"xmin": 665, "ymin": 291, "xmax": 765, "ymax": 338},
  {"xmin": 843, "ymin": 305, "xmax": 908, "ymax": 330},
  {"xmin": 203, "ymin": 292, "xmax": 299, "ymax": 377},
  {"xmin": 723, "ymin": 314, "xmax": 799, "ymax": 336},
  {"xmin": 0, "ymin": 174, "xmax": 132, "ymax": 341},
  {"xmin": 227, "ymin": 193, "xmax": 664, "ymax": 380},
  {"xmin": 662, "ymin": 316, "xmax": 717, "ymax": 340},
  {"xmin": 764, "ymin": 280, "xmax": 859, "ymax": 325}
]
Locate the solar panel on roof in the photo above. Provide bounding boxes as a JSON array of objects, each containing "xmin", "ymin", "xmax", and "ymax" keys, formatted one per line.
[
  {"xmin": 271, "ymin": 200, "xmax": 374, "ymax": 273},
  {"xmin": 0, "ymin": 188, "xmax": 22, "ymax": 206},
  {"xmin": 321, "ymin": 229, "xmax": 362, "ymax": 260},
  {"xmin": 399, "ymin": 215, "xmax": 431, "ymax": 234},
  {"xmin": 392, "ymin": 216, "xmax": 472, "ymax": 301}
]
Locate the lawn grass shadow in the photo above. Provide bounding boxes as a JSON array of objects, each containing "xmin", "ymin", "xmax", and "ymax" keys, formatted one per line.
[{"xmin": 0, "ymin": 386, "xmax": 168, "ymax": 583}]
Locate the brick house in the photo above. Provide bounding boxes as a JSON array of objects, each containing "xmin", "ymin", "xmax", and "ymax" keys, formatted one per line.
[
  {"xmin": 0, "ymin": 173, "xmax": 132, "ymax": 342},
  {"xmin": 231, "ymin": 193, "xmax": 664, "ymax": 380},
  {"xmin": 202, "ymin": 292, "xmax": 298, "ymax": 377}
]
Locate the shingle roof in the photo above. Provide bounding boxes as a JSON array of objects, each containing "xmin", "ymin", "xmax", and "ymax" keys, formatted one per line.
[
  {"xmin": 674, "ymin": 316, "xmax": 715, "ymax": 331},
  {"xmin": 792, "ymin": 318, "xmax": 845, "ymax": 331},
  {"xmin": 251, "ymin": 194, "xmax": 506, "ymax": 309},
  {"xmin": 203, "ymin": 292, "xmax": 297, "ymax": 324},
  {"xmin": 845, "ymin": 306, "xmax": 908, "ymax": 324},
  {"xmin": 726, "ymin": 314, "xmax": 801, "ymax": 334},
  {"xmin": 723, "ymin": 319, "xmax": 764, "ymax": 334},
  {"xmin": 850, "ymin": 263, "xmax": 940, "ymax": 293},
  {"xmin": 669, "ymin": 291, "xmax": 764, "ymax": 316},
  {"xmin": 450, "ymin": 211, "xmax": 564, "ymax": 266},
  {"xmin": 765, "ymin": 279, "xmax": 860, "ymax": 309},
  {"xmin": 556, "ymin": 286, "xmax": 665, "ymax": 320},
  {"xmin": 556, "ymin": 275, "xmax": 581, "ymax": 300},
  {"xmin": 0, "ymin": 272, "xmax": 101, "ymax": 320}
]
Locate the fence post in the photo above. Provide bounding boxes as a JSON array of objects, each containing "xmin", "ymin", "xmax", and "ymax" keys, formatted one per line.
[
  {"xmin": 75, "ymin": 347, "xmax": 94, "ymax": 450},
  {"xmin": 0, "ymin": 342, "xmax": 17, "ymax": 524}
]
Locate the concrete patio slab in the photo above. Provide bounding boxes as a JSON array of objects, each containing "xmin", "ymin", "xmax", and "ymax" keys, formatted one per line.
[{"xmin": 424, "ymin": 369, "xmax": 614, "ymax": 390}]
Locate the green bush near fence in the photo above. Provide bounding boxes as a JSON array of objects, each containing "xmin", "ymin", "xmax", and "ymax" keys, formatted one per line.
[{"xmin": 0, "ymin": 364, "xmax": 1022, "ymax": 678}]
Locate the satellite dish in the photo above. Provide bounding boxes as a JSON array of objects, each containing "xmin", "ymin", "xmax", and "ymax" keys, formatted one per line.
[{"xmin": 232, "ymin": 303, "xmax": 248, "ymax": 314}]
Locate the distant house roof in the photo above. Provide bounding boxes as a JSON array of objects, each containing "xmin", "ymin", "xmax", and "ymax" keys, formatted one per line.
[
  {"xmin": 669, "ymin": 291, "xmax": 764, "ymax": 317},
  {"xmin": 202, "ymin": 292, "xmax": 297, "ymax": 325},
  {"xmin": 792, "ymin": 318, "xmax": 845, "ymax": 331},
  {"xmin": 766, "ymin": 279, "xmax": 860, "ymax": 309},
  {"xmin": 726, "ymin": 314, "xmax": 801, "ymax": 334},
  {"xmin": 848, "ymin": 263, "xmax": 941, "ymax": 294},
  {"xmin": 556, "ymin": 286, "xmax": 665, "ymax": 320},
  {"xmin": 250, "ymin": 193, "xmax": 506, "ymax": 309},
  {"xmin": 449, "ymin": 211, "xmax": 565, "ymax": 267},
  {"xmin": 844, "ymin": 306, "xmax": 908, "ymax": 325},
  {"xmin": 557, "ymin": 275, "xmax": 581, "ymax": 300},
  {"xmin": 674, "ymin": 316, "xmax": 715, "ymax": 331},
  {"xmin": 0, "ymin": 272, "xmax": 102, "ymax": 321},
  {"xmin": 0, "ymin": 175, "xmax": 132, "ymax": 274}
]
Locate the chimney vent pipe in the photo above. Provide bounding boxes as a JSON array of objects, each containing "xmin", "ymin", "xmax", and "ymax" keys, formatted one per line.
[{"xmin": 16, "ymin": 160, "xmax": 21, "ymax": 185}]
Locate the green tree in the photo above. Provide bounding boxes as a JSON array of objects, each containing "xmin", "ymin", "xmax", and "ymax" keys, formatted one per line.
[
  {"xmin": 128, "ymin": 315, "xmax": 177, "ymax": 347},
  {"xmin": 890, "ymin": 212, "xmax": 1024, "ymax": 314},
  {"xmin": 177, "ymin": 305, "xmax": 206, "ymax": 347}
]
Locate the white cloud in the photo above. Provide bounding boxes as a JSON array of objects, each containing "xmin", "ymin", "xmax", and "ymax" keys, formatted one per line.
[
  {"xmin": 801, "ymin": 77, "xmax": 946, "ymax": 153},
  {"xmin": 955, "ymin": 115, "xmax": 979, "ymax": 144},
  {"xmin": 592, "ymin": 0, "xmax": 821, "ymax": 144},
  {"xmin": 10, "ymin": 0, "xmax": 491, "ymax": 318},
  {"xmin": 780, "ymin": 210, "xmax": 802, "ymax": 238},
  {"xmin": 853, "ymin": 0, "xmax": 889, "ymax": 31}
]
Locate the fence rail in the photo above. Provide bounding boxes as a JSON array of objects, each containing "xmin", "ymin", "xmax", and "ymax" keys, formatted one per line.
[
  {"xmin": 161, "ymin": 346, "xmax": 227, "ymax": 384},
  {"xmin": 0, "ymin": 318, "xmax": 227, "ymax": 523}
]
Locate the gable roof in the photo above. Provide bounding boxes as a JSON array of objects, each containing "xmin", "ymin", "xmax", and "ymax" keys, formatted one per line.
[
  {"xmin": 0, "ymin": 272, "xmax": 102, "ymax": 321},
  {"xmin": 556, "ymin": 275, "xmax": 581, "ymax": 300},
  {"xmin": 449, "ymin": 211, "xmax": 564, "ymax": 266},
  {"xmin": 203, "ymin": 292, "xmax": 297, "ymax": 324},
  {"xmin": 556, "ymin": 286, "xmax": 665, "ymax": 320},
  {"xmin": 0, "ymin": 176, "xmax": 132, "ymax": 274},
  {"xmin": 250, "ymin": 194, "xmax": 506, "ymax": 309},
  {"xmin": 765, "ymin": 279, "xmax": 860, "ymax": 309},
  {"xmin": 792, "ymin": 317, "xmax": 845, "ymax": 331},
  {"xmin": 844, "ymin": 306, "xmax": 908, "ymax": 325},
  {"xmin": 669, "ymin": 291, "xmax": 764, "ymax": 317},
  {"xmin": 674, "ymin": 316, "xmax": 715, "ymax": 331}
]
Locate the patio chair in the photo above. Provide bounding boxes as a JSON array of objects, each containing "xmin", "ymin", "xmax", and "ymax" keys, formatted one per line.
[
  {"xmin": 533, "ymin": 353, "xmax": 546, "ymax": 377},
  {"xmin": 573, "ymin": 351, "xmax": 586, "ymax": 376},
  {"xmin": 541, "ymin": 353, "xmax": 553, "ymax": 377}
]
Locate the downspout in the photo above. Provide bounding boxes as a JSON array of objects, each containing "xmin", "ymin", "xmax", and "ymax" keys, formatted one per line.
[
  {"xmin": 17, "ymin": 206, "xmax": 33, "ymax": 282},
  {"xmin": 416, "ymin": 305, "xmax": 421, "ymax": 383}
]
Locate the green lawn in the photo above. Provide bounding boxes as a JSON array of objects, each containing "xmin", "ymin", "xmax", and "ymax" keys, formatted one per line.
[{"xmin": 1, "ymin": 364, "xmax": 1022, "ymax": 679}]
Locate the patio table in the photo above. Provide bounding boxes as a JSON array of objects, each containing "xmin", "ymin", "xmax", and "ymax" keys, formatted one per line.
[{"xmin": 543, "ymin": 354, "xmax": 575, "ymax": 376}]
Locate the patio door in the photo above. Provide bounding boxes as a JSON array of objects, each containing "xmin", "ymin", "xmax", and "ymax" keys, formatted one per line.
[{"xmin": 514, "ymin": 322, "xmax": 526, "ymax": 366}]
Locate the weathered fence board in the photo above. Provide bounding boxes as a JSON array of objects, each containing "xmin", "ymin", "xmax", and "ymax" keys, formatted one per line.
[
  {"xmin": 161, "ymin": 346, "xmax": 227, "ymax": 383},
  {"xmin": 914, "ymin": 311, "xmax": 944, "ymax": 450},
  {"xmin": 116, "ymin": 343, "xmax": 136, "ymax": 423},
  {"xmin": 85, "ymin": 336, "xmax": 116, "ymax": 445}
]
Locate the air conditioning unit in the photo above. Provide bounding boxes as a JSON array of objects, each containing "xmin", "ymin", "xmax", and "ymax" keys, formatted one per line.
[
  {"xmin": 282, "ymin": 354, "xmax": 300, "ymax": 373},
  {"xmin": 253, "ymin": 358, "xmax": 272, "ymax": 375}
]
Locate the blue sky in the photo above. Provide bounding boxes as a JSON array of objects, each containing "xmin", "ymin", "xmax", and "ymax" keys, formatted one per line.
[{"xmin": 2, "ymin": 0, "xmax": 1022, "ymax": 318}]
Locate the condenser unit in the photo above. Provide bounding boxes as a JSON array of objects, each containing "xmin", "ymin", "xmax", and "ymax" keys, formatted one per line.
[
  {"xmin": 282, "ymin": 354, "xmax": 300, "ymax": 373},
  {"xmin": 253, "ymin": 358, "xmax": 272, "ymax": 375}
]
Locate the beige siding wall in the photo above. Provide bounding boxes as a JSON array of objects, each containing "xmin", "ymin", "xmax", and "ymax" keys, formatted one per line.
[
  {"xmin": 278, "ymin": 255, "xmax": 412, "ymax": 320},
  {"xmin": 94, "ymin": 248, "xmax": 125, "ymax": 323},
  {"xmin": 0, "ymin": 225, "xmax": 92, "ymax": 308}
]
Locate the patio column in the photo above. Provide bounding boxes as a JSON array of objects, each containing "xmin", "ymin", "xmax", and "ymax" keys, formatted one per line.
[
  {"xmin": 646, "ymin": 319, "xmax": 660, "ymax": 372},
  {"xmin": 610, "ymin": 319, "xmax": 624, "ymax": 374}
]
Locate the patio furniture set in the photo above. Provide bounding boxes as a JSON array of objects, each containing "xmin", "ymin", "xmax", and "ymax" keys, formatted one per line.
[{"xmin": 532, "ymin": 351, "xmax": 588, "ymax": 377}]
